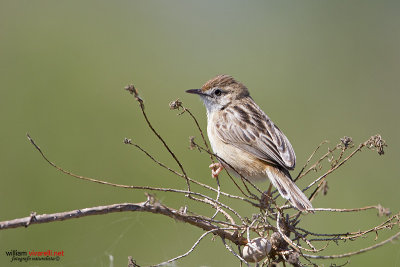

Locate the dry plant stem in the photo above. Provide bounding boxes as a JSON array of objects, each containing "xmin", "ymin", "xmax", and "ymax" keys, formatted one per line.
[
  {"xmin": 153, "ymin": 229, "xmax": 221, "ymax": 267},
  {"xmin": 289, "ymin": 227, "xmax": 321, "ymax": 252},
  {"xmin": 276, "ymin": 212, "xmax": 304, "ymax": 253},
  {"xmin": 294, "ymin": 140, "xmax": 329, "ymax": 182},
  {"xmin": 271, "ymin": 140, "xmax": 335, "ymax": 201},
  {"xmin": 171, "ymin": 101, "xmax": 231, "ymax": 220},
  {"xmin": 0, "ymin": 201, "xmax": 247, "ymax": 244},
  {"xmin": 181, "ymin": 106, "xmax": 214, "ymax": 163},
  {"xmin": 289, "ymin": 204, "xmax": 391, "ymax": 228},
  {"xmin": 300, "ymin": 211, "xmax": 399, "ymax": 242},
  {"xmin": 26, "ymin": 134, "xmax": 186, "ymax": 193},
  {"xmin": 124, "ymin": 139, "xmax": 182, "ymax": 177},
  {"xmin": 296, "ymin": 144, "xmax": 339, "ymax": 183},
  {"xmin": 126, "ymin": 139, "xmax": 253, "ymax": 205},
  {"xmin": 211, "ymin": 177, "xmax": 222, "ymax": 220},
  {"xmin": 304, "ymin": 231, "xmax": 400, "ymax": 259},
  {"xmin": 190, "ymin": 195, "xmax": 244, "ymax": 224},
  {"xmin": 336, "ymin": 212, "xmax": 400, "ymax": 241},
  {"xmin": 125, "ymin": 85, "xmax": 191, "ymax": 192},
  {"xmin": 27, "ymin": 134, "xmax": 247, "ymax": 222},
  {"xmin": 225, "ymin": 170, "xmax": 253, "ymax": 199},
  {"xmin": 177, "ymin": 105, "xmax": 226, "ymax": 220},
  {"xmin": 275, "ymin": 139, "xmax": 347, "ymax": 205},
  {"xmin": 312, "ymin": 205, "xmax": 389, "ymax": 214},
  {"xmin": 221, "ymin": 238, "xmax": 251, "ymax": 267},
  {"xmin": 305, "ymin": 140, "xmax": 368, "ymax": 198}
]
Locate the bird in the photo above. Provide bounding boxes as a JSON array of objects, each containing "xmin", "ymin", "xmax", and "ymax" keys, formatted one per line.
[{"xmin": 186, "ymin": 74, "xmax": 313, "ymax": 212}]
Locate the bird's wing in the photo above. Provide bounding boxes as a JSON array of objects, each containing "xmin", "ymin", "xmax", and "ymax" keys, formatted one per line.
[{"xmin": 215, "ymin": 101, "xmax": 296, "ymax": 170}]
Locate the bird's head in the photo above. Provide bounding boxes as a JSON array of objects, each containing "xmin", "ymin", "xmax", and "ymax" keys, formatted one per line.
[{"xmin": 186, "ymin": 74, "xmax": 250, "ymax": 113}]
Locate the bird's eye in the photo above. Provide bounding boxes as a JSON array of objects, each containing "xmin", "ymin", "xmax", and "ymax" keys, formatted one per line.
[{"xmin": 214, "ymin": 89, "xmax": 222, "ymax": 96}]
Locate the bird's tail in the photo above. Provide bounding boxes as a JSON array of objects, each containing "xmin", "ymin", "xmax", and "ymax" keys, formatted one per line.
[{"xmin": 265, "ymin": 166, "xmax": 313, "ymax": 212}]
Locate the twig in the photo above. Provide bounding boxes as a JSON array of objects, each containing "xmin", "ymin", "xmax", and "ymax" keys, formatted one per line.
[
  {"xmin": 125, "ymin": 85, "xmax": 191, "ymax": 192},
  {"xmin": 305, "ymin": 142, "xmax": 365, "ymax": 194},
  {"xmin": 312, "ymin": 205, "xmax": 390, "ymax": 215},
  {"xmin": 126, "ymin": 137, "xmax": 255, "ymax": 205},
  {"xmin": 170, "ymin": 100, "xmax": 214, "ymax": 163},
  {"xmin": 153, "ymin": 229, "xmax": 220, "ymax": 266},
  {"xmin": 0, "ymin": 201, "xmax": 247, "ymax": 245},
  {"xmin": 221, "ymin": 238, "xmax": 251, "ymax": 267},
  {"xmin": 295, "ymin": 140, "xmax": 328, "ymax": 182},
  {"xmin": 211, "ymin": 177, "xmax": 222, "ymax": 219},
  {"xmin": 306, "ymin": 135, "xmax": 386, "ymax": 201},
  {"xmin": 27, "ymin": 134, "xmax": 247, "ymax": 222},
  {"xmin": 304, "ymin": 231, "xmax": 400, "ymax": 259}
]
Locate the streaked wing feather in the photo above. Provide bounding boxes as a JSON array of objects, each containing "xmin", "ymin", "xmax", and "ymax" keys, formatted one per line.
[{"xmin": 216, "ymin": 101, "xmax": 296, "ymax": 170}]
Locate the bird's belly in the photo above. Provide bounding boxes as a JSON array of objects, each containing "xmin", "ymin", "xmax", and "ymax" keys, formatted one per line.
[{"xmin": 207, "ymin": 125, "xmax": 267, "ymax": 182}]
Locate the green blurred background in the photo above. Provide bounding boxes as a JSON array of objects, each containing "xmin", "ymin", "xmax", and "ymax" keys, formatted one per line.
[{"xmin": 1, "ymin": 1, "xmax": 399, "ymax": 266}]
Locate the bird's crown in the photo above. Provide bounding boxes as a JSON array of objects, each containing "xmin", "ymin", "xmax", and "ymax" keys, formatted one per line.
[{"xmin": 201, "ymin": 74, "xmax": 250, "ymax": 98}]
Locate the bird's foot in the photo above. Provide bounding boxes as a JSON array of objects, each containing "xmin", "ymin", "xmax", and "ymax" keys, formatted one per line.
[{"xmin": 209, "ymin": 163, "xmax": 224, "ymax": 178}]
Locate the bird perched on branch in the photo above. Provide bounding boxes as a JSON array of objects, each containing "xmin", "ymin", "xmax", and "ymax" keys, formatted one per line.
[{"xmin": 186, "ymin": 75, "xmax": 313, "ymax": 212}]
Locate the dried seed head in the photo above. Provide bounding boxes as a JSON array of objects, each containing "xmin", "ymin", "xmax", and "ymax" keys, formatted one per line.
[
  {"xmin": 169, "ymin": 98, "xmax": 183, "ymax": 110},
  {"xmin": 124, "ymin": 84, "xmax": 136, "ymax": 95},
  {"xmin": 123, "ymin": 138, "xmax": 132, "ymax": 144},
  {"xmin": 340, "ymin": 136, "xmax": 353, "ymax": 148},
  {"xmin": 125, "ymin": 84, "xmax": 143, "ymax": 104},
  {"xmin": 367, "ymin": 135, "xmax": 387, "ymax": 155}
]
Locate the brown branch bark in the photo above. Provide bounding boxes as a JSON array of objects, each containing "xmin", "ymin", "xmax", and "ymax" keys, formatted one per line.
[{"xmin": 0, "ymin": 201, "xmax": 247, "ymax": 246}]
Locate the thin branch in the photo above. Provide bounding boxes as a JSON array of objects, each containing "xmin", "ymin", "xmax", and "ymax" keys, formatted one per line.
[
  {"xmin": 312, "ymin": 205, "xmax": 390, "ymax": 215},
  {"xmin": 295, "ymin": 140, "xmax": 328, "ymax": 182},
  {"xmin": 306, "ymin": 135, "xmax": 386, "ymax": 201},
  {"xmin": 26, "ymin": 133, "xmax": 189, "ymax": 193},
  {"xmin": 26, "ymin": 134, "xmax": 247, "ymax": 223},
  {"xmin": 211, "ymin": 177, "xmax": 222, "ymax": 220},
  {"xmin": 305, "ymin": 142, "xmax": 365, "ymax": 195},
  {"xmin": 125, "ymin": 85, "xmax": 191, "ymax": 192},
  {"xmin": 169, "ymin": 100, "xmax": 213, "ymax": 163},
  {"xmin": 190, "ymin": 195, "xmax": 244, "ymax": 224},
  {"xmin": 126, "ymin": 137, "xmax": 255, "ymax": 205},
  {"xmin": 221, "ymin": 238, "xmax": 251, "ymax": 267},
  {"xmin": 153, "ymin": 229, "xmax": 220, "ymax": 266},
  {"xmin": 276, "ymin": 213, "xmax": 299, "ymax": 252},
  {"xmin": 0, "ymin": 201, "xmax": 247, "ymax": 245},
  {"xmin": 304, "ymin": 231, "xmax": 400, "ymax": 259}
]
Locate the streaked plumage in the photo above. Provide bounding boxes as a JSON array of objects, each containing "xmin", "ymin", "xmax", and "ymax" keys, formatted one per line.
[{"xmin": 186, "ymin": 75, "xmax": 313, "ymax": 211}]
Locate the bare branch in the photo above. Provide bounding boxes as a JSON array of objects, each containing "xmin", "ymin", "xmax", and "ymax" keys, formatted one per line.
[
  {"xmin": 295, "ymin": 140, "xmax": 328, "ymax": 182},
  {"xmin": 169, "ymin": 100, "xmax": 214, "ymax": 163},
  {"xmin": 221, "ymin": 238, "xmax": 251, "ymax": 267},
  {"xmin": 153, "ymin": 229, "xmax": 220, "ymax": 266},
  {"xmin": 0, "ymin": 201, "xmax": 247, "ymax": 245},
  {"xmin": 125, "ymin": 85, "xmax": 191, "ymax": 192},
  {"xmin": 304, "ymin": 231, "xmax": 400, "ymax": 259}
]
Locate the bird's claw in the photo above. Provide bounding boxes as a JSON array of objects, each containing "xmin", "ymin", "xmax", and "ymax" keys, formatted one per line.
[{"xmin": 209, "ymin": 163, "xmax": 224, "ymax": 178}]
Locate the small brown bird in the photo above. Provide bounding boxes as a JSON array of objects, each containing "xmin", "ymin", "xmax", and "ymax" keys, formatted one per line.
[{"xmin": 186, "ymin": 75, "xmax": 313, "ymax": 211}]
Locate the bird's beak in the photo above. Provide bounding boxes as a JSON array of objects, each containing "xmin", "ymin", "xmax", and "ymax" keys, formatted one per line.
[{"xmin": 186, "ymin": 89, "xmax": 208, "ymax": 97}]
